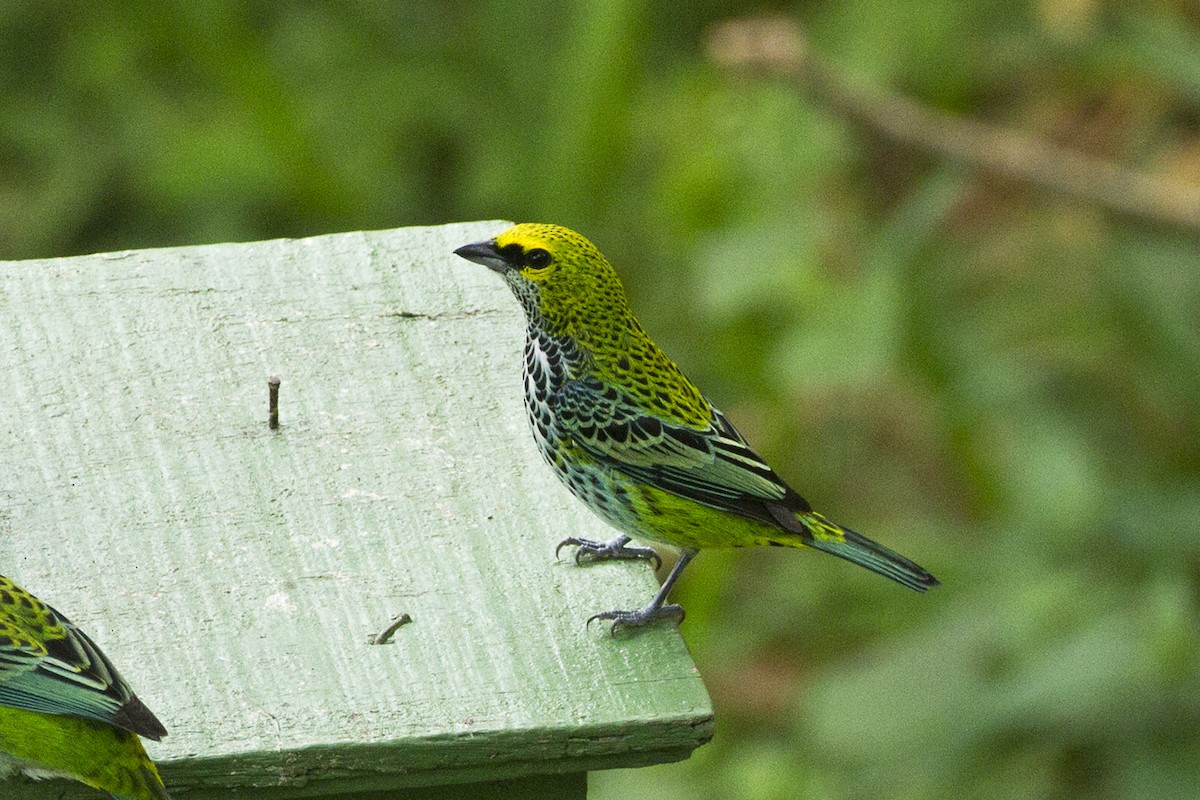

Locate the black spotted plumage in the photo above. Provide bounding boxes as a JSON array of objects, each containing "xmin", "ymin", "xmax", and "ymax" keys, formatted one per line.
[{"xmin": 454, "ymin": 224, "xmax": 940, "ymax": 630}]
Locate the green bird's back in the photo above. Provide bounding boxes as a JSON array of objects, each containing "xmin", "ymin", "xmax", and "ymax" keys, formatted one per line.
[
  {"xmin": 0, "ymin": 575, "xmax": 169, "ymax": 800},
  {"xmin": 455, "ymin": 224, "xmax": 938, "ymax": 630}
]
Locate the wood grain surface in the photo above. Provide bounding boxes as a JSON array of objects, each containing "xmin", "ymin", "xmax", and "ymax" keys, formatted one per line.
[{"xmin": 0, "ymin": 222, "xmax": 712, "ymax": 798}]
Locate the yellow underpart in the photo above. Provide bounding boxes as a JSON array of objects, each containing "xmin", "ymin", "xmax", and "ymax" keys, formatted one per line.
[
  {"xmin": 0, "ymin": 706, "xmax": 167, "ymax": 800},
  {"xmin": 623, "ymin": 484, "xmax": 807, "ymax": 550}
]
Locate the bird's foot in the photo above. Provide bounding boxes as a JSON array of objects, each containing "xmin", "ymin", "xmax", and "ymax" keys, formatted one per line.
[
  {"xmin": 555, "ymin": 536, "xmax": 662, "ymax": 570},
  {"xmin": 587, "ymin": 603, "xmax": 685, "ymax": 634}
]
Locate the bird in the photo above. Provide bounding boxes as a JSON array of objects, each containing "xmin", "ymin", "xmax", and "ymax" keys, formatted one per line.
[
  {"xmin": 454, "ymin": 223, "xmax": 938, "ymax": 631},
  {"xmin": 0, "ymin": 574, "xmax": 170, "ymax": 800}
]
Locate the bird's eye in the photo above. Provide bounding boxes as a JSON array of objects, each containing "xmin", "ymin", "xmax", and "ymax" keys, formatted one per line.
[{"xmin": 524, "ymin": 248, "xmax": 551, "ymax": 269}]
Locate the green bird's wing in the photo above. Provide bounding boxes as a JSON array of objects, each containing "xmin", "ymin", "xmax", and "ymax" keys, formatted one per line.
[
  {"xmin": 553, "ymin": 380, "xmax": 940, "ymax": 590},
  {"xmin": 553, "ymin": 377, "xmax": 806, "ymax": 522},
  {"xmin": 0, "ymin": 575, "xmax": 167, "ymax": 740}
]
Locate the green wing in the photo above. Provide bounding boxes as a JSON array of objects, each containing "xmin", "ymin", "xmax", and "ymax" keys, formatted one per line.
[
  {"xmin": 552, "ymin": 377, "xmax": 805, "ymax": 521},
  {"xmin": 552, "ymin": 380, "xmax": 940, "ymax": 591},
  {"xmin": 0, "ymin": 575, "xmax": 167, "ymax": 740}
]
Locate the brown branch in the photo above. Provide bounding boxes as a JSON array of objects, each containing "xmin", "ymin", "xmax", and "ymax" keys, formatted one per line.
[{"xmin": 706, "ymin": 16, "xmax": 1200, "ymax": 231}]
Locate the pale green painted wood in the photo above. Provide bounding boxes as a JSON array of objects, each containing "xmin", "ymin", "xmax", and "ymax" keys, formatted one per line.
[
  {"xmin": 0, "ymin": 222, "xmax": 713, "ymax": 799},
  {"xmin": 272, "ymin": 772, "xmax": 586, "ymax": 800}
]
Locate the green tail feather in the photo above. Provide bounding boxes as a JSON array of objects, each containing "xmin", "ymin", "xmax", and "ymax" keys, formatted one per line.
[{"xmin": 803, "ymin": 517, "xmax": 939, "ymax": 592}]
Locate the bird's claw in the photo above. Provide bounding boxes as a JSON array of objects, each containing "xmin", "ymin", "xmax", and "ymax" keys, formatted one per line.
[
  {"xmin": 586, "ymin": 604, "xmax": 686, "ymax": 635},
  {"xmin": 555, "ymin": 536, "xmax": 662, "ymax": 570}
]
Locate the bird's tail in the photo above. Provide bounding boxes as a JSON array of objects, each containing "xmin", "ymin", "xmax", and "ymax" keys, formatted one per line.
[{"xmin": 790, "ymin": 511, "xmax": 939, "ymax": 592}]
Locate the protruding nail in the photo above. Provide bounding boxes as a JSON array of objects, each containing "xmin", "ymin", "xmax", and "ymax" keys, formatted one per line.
[
  {"xmin": 268, "ymin": 376, "xmax": 281, "ymax": 429},
  {"xmin": 367, "ymin": 613, "xmax": 413, "ymax": 645}
]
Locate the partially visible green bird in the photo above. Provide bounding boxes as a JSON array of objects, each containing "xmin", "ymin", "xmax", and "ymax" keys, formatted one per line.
[
  {"xmin": 0, "ymin": 575, "xmax": 169, "ymax": 799},
  {"xmin": 455, "ymin": 223, "xmax": 939, "ymax": 631}
]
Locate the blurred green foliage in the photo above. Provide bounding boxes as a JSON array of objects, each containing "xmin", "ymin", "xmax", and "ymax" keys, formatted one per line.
[{"xmin": 3, "ymin": 2, "xmax": 1199, "ymax": 799}]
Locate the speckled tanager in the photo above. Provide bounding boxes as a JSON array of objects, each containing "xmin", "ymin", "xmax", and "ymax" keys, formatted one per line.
[
  {"xmin": 455, "ymin": 224, "xmax": 938, "ymax": 631},
  {"xmin": 0, "ymin": 575, "xmax": 169, "ymax": 799}
]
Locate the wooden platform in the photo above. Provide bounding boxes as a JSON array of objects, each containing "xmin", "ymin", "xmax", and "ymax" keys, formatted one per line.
[{"xmin": 0, "ymin": 222, "xmax": 712, "ymax": 799}]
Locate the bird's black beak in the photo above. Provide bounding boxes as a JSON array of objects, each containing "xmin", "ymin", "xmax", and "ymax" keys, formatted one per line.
[{"xmin": 453, "ymin": 239, "xmax": 511, "ymax": 273}]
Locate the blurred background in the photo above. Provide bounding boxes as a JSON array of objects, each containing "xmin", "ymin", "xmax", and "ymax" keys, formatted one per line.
[{"xmin": 3, "ymin": 2, "xmax": 1198, "ymax": 798}]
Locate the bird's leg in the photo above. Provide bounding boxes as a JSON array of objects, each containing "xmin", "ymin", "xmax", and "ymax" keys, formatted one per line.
[
  {"xmin": 556, "ymin": 533, "xmax": 662, "ymax": 571},
  {"xmin": 587, "ymin": 548, "xmax": 697, "ymax": 633}
]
